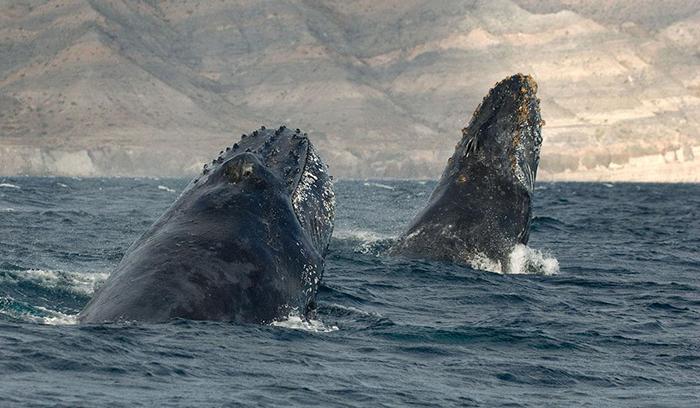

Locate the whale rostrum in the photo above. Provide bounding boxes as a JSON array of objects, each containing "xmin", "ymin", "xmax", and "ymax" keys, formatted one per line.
[{"xmin": 390, "ymin": 74, "xmax": 543, "ymax": 269}]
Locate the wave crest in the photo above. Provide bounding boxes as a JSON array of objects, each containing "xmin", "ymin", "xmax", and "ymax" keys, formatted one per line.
[{"xmin": 2, "ymin": 269, "xmax": 108, "ymax": 295}]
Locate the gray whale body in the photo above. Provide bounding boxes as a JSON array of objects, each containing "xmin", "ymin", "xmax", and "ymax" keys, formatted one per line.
[
  {"xmin": 391, "ymin": 74, "xmax": 543, "ymax": 269},
  {"xmin": 79, "ymin": 126, "xmax": 335, "ymax": 324}
]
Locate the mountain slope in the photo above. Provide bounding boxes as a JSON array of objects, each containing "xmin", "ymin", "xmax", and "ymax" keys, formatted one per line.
[{"xmin": 1, "ymin": 0, "xmax": 699, "ymax": 180}]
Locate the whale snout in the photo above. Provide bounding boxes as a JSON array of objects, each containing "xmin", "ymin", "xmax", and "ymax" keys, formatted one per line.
[{"xmin": 450, "ymin": 74, "xmax": 542, "ymax": 192}]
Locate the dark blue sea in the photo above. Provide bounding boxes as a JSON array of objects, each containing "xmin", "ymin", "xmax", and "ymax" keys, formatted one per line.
[{"xmin": 0, "ymin": 178, "xmax": 698, "ymax": 407}]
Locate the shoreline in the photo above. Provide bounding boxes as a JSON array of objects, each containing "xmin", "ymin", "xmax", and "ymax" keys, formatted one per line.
[{"xmin": 1, "ymin": 145, "xmax": 698, "ymax": 183}]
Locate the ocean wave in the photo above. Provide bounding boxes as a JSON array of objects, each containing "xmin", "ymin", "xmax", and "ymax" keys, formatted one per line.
[
  {"xmin": 333, "ymin": 228, "xmax": 394, "ymax": 242},
  {"xmin": 28, "ymin": 306, "xmax": 78, "ymax": 326},
  {"xmin": 1, "ymin": 269, "xmax": 108, "ymax": 295},
  {"xmin": 333, "ymin": 228, "xmax": 395, "ymax": 255},
  {"xmin": 0, "ymin": 296, "xmax": 77, "ymax": 325},
  {"xmin": 531, "ymin": 216, "xmax": 570, "ymax": 232},
  {"xmin": 0, "ymin": 183, "xmax": 20, "ymax": 189}
]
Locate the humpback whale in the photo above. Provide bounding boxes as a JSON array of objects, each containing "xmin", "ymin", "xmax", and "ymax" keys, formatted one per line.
[
  {"xmin": 79, "ymin": 126, "xmax": 335, "ymax": 324},
  {"xmin": 391, "ymin": 74, "xmax": 543, "ymax": 270}
]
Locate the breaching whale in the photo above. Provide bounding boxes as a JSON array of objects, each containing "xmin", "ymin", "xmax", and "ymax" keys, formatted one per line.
[
  {"xmin": 390, "ymin": 74, "xmax": 543, "ymax": 270},
  {"xmin": 79, "ymin": 126, "xmax": 335, "ymax": 324}
]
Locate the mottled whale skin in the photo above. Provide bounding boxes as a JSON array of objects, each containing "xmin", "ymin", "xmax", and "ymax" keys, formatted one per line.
[
  {"xmin": 79, "ymin": 126, "xmax": 335, "ymax": 324},
  {"xmin": 391, "ymin": 74, "xmax": 543, "ymax": 268}
]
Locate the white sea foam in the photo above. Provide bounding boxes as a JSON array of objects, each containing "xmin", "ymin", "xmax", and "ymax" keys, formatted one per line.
[
  {"xmin": 469, "ymin": 253, "xmax": 504, "ymax": 274},
  {"xmin": 0, "ymin": 183, "xmax": 20, "ymax": 189},
  {"xmin": 158, "ymin": 185, "xmax": 176, "ymax": 193},
  {"xmin": 506, "ymin": 244, "xmax": 559, "ymax": 275},
  {"xmin": 0, "ymin": 296, "xmax": 78, "ymax": 325},
  {"xmin": 0, "ymin": 208, "xmax": 15, "ymax": 212},
  {"xmin": 8, "ymin": 269, "xmax": 109, "ymax": 295},
  {"xmin": 31, "ymin": 307, "xmax": 79, "ymax": 326},
  {"xmin": 333, "ymin": 228, "xmax": 393, "ymax": 242},
  {"xmin": 469, "ymin": 245, "xmax": 559, "ymax": 275},
  {"xmin": 58, "ymin": 183, "xmax": 69, "ymax": 188},
  {"xmin": 271, "ymin": 311, "xmax": 338, "ymax": 333},
  {"xmin": 333, "ymin": 228, "xmax": 395, "ymax": 254},
  {"xmin": 363, "ymin": 182, "xmax": 395, "ymax": 190}
]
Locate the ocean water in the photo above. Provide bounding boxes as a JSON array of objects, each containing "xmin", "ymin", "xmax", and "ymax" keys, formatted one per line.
[{"xmin": 0, "ymin": 177, "xmax": 698, "ymax": 407}]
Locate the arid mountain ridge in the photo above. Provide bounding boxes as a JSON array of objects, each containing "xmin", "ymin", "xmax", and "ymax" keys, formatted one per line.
[{"xmin": 1, "ymin": 0, "xmax": 699, "ymax": 181}]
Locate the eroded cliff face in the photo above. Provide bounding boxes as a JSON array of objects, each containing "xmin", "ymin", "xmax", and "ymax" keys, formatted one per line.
[{"xmin": 1, "ymin": 0, "xmax": 699, "ymax": 180}]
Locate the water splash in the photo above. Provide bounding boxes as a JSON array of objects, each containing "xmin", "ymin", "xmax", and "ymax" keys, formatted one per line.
[
  {"xmin": 469, "ymin": 245, "xmax": 559, "ymax": 275},
  {"xmin": 506, "ymin": 244, "xmax": 559, "ymax": 275},
  {"xmin": 271, "ymin": 311, "xmax": 338, "ymax": 333}
]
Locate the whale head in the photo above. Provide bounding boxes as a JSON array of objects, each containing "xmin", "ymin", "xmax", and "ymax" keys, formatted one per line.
[
  {"xmin": 451, "ymin": 74, "xmax": 542, "ymax": 194},
  {"xmin": 183, "ymin": 125, "xmax": 335, "ymax": 259},
  {"xmin": 78, "ymin": 127, "xmax": 335, "ymax": 324},
  {"xmin": 395, "ymin": 74, "xmax": 543, "ymax": 267}
]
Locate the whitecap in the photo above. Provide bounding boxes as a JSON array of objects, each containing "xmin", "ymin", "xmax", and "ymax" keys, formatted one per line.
[
  {"xmin": 0, "ymin": 183, "xmax": 20, "ymax": 189},
  {"xmin": 363, "ymin": 182, "xmax": 395, "ymax": 190},
  {"xmin": 7, "ymin": 269, "xmax": 109, "ymax": 295},
  {"xmin": 333, "ymin": 228, "xmax": 393, "ymax": 242},
  {"xmin": 158, "ymin": 185, "xmax": 176, "ymax": 193},
  {"xmin": 333, "ymin": 228, "xmax": 395, "ymax": 254},
  {"xmin": 31, "ymin": 307, "xmax": 79, "ymax": 326},
  {"xmin": 0, "ymin": 296, "xmax": 78, "ymax": 325},
  {"xmin": 271, "ymin": 311, "xmax": 338, "ymax": 333}
]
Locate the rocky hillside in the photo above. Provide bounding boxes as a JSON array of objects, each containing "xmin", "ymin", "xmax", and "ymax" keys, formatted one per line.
[{"xmin": 1, "ymin": 0, "xmax": 699, "ymax": 180}]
